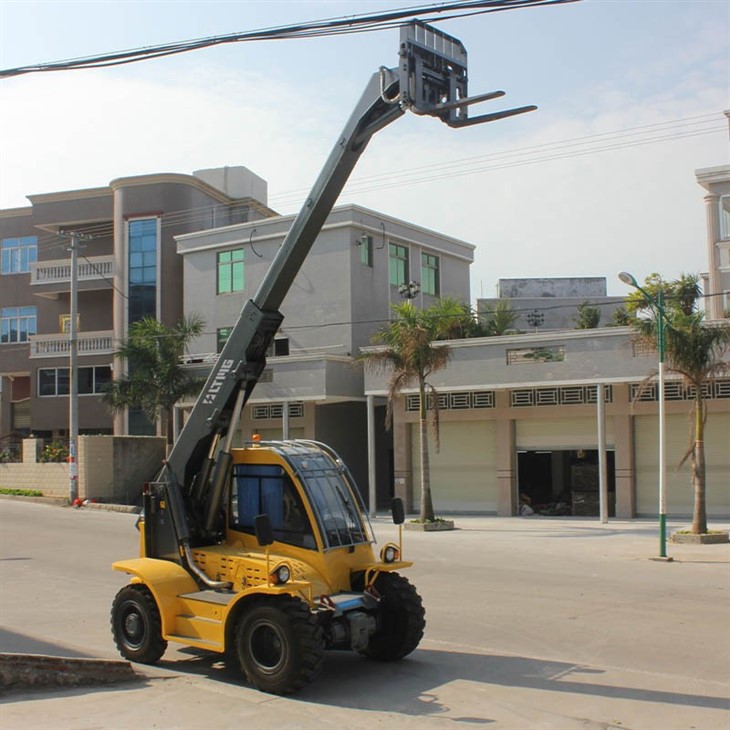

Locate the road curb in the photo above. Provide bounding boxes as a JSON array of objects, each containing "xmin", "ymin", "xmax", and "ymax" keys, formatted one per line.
[
  {"xmin": 0, "ymin": 494, "xmax": 141, "ymax": 513},
  {"xmin": 0, "ymin": 653, "xmax": 138, "ymax": 692},
  {"xmin": 84, "ymin": 502, "xmax": 141, "ymax": 514}
]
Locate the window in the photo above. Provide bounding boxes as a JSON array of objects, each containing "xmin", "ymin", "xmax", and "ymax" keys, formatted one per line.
[
  {"xmin": 38, "ymin": 366, "xmax": 112, "ymax": 397},
  {"xmin": 267, "ymin": 337, "xmax": 290, "ymax": 357},
  {"xmin": 230, "ymin": 464, "xmax": 316, "ymax": 549},
  {"xmin": 389, "ymin": 243, "xmax": 408, "ymax": 286},
  {"xmin": 359, "ymin": 235, "xmax": 372, "ymax": 267},
  {"xmin": 421, "ymin": 253, "xmax": 440, "ymax": 295},
  {"xmin": 217, "ymin": 326, "xmax": 233, "ymax": 353},
  {"xmin": 217, "ymin": 248, "xmax": 245, "ymax": 294},
  {"xmin": 1, "ymin": 236, "xmax": 37, "ymax": 275},
  {"xmin": 128, "ymin": 219, "xmax": 157, "ymax": 323},
  {"xmin": 59, "ymin": 314, "xmax": 81, "ymax": 334},
  {"xmin": 507, "ymin": 346, "xmax": 566, "ymax": 364},
  {"xmin": 1, "ymin": 306, "xmax": 37, "ymax": 343},
  {"xmin": 721, "ymin": 196, "xmax": 730, "ymax": 240}
]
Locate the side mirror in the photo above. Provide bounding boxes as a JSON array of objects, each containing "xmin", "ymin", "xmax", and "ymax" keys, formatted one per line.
[
  {"xmin": 391, "ymin": 497, "xmax": 405, "ymax": 525},
  {"xmin": 254, "ymin": 514, "xmax": 274, "ymax": 546}
]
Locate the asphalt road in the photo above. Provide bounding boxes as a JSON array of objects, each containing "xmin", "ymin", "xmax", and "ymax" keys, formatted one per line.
[{"xmin": 1, "ymin": 498, "xmax": 729, "ymax": 730}]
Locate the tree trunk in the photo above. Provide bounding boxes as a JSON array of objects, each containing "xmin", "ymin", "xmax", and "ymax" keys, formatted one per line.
[
  {"xmin": 690, "ymin": 394, "xmax": 707, "ymax": 534},
  {"xmin": 419, "ymin": 381, "xmax": 434, "ymax": 522}
]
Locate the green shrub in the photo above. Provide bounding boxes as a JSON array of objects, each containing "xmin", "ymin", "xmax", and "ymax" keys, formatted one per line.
[
  {"xmin": 0, "ymin": 488, "xmax": 43, "ymax": 497},
  {"xmin": 0, "ymin": 448, "xmax": 21, "ymax": 463},
  {"xmin": 38, "ymin": 441, "xmax": 69, "ymax": 463}
]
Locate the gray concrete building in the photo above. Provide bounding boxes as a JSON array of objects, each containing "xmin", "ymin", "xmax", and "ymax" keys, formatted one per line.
[
  {"xmin": 174, "ymin": 204, "xmax": 475, "ymax": 503},
  {"xmin": 363, "ymin": 329, "xmax": 730, "ymax": 518},
  {"xmin": 478, "ymin": 277, "xmax": 625, "ymax": 332}
]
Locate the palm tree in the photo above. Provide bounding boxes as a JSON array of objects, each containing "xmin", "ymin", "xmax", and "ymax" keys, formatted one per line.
[
  {"xmin": 574, "ymin": 300, "xmax": 601, "ymax": 329},
  {"xmin": 628, "ymin": 275, "xmax": 730, "ymax": 534},
  {"xmin": 105, "ymin": 315, "xmax": 205, "ymax": 444},
  {"xmin": 480, "ymin": 299, "xmax": 520, "ymax": 335},
  {"xmin": 362, "ymin": 298, "xmax": 463, "ymax": 521}
]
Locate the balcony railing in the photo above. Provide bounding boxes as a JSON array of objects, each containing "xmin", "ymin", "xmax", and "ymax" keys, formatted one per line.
[
  {"xmin": 29, "ymin": 330, "xmax": 114, "ymax": 358},
  {"xmin": 30, "ymin": 255, "xmax": 114, "ymax": 286}
]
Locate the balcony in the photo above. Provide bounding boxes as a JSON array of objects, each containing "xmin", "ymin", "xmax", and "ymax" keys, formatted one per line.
[
  {"xmin": 29, "ymin": 330, "xmax": 114, "ymax": 359},
  {"xmin": 30, "ymin": 255, "xmax": 114, "ymax": 294}
]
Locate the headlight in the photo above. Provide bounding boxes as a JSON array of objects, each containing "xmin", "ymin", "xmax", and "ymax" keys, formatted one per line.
[
  {"xmin": 380, "ymin": 544, "xmax": 400, "ymax": 563},
  {"xmin": 271, "ymin": 564, "xmax": 291, "ymax": 584}
]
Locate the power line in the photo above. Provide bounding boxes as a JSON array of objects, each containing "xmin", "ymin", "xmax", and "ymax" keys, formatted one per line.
[
  {"xmin": 0, "ymin": 0, "xmax": 579, "ymax": 79},
  {"xmin": 271, "ymin": 115, "xmax": 725, "ymax": 207},
  {"xmin": 27, "ymin": 112, "xmax": 726, "ymax": 256}
]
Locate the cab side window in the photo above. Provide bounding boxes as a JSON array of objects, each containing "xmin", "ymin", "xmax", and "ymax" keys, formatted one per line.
[{"xmin": 230, "ymin": 464, "xmax": 316, "ymax": 549}]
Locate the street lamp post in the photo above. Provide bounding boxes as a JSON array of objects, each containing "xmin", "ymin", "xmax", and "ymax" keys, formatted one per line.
[
  {"xmin": 618, "ymin": 271, "xmax": 668, "ymax": 559},
  {"xmin": 399, "ymin": 280, "xmax": 421, "ymax": 300},
  {"xmin": 526, "ymin": 309, "xmax": 544, "ymax": 332}
]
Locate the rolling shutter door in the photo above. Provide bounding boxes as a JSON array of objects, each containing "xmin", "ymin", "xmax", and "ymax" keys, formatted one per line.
[
  {"xmin": 634, "ymin": 412, "xmax": 730, "ymax": 517},
  {"xmin": 515, "ymin": 417, "xmax": 614, "ymax": 450},
  {"xmin": 11, "ymin": 399, "xmax": 31, "ymax": 430},
  {"xmin": 410, "ymin": 421, "xmax": 497, "ymax": 512}
]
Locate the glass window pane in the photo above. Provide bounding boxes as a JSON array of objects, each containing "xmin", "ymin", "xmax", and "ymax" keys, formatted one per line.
[
  {"xmin": 38, "ymin": 369, "xmax": 56, "ymax": 396},
  {"xmin": 232, "ymin": 263, "xmax": 244, "ymax": 291},
  {"xmin": 57, "ymin": 369, "xmax": 70, "ymax": 395},
  {"xmin": 78, "ymin": 367, "xmax": 94, "ymax": 395},
  {"xmin": 218, "ymin": 266, "xmax": 231, "ymax": 294},
  {"xmin": 94, "ymin": 366, "xmax": 112, "ymax": 393}
]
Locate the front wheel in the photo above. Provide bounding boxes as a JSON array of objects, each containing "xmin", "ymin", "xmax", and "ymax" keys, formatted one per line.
[
  {"xmin": 111, "ymin": 584, "xmax": 167, "ymax": 664},
  {"xmin": 236, "ymin": 596, "xmax": 324, "ymax": 695},
  {"xmin": 362, "ymin": 572, "xmax": 425, "ymax": 661}
]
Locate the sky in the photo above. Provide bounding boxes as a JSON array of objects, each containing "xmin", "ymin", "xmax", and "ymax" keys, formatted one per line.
[{"xmin": 0, "ymin": 0, "xmax": 728, "ymax": 301}]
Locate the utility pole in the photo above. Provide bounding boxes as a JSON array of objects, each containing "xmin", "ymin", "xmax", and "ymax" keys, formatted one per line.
[{"xmin": 62, "ymin": 230, "xmax": 90, "ymax": 504}]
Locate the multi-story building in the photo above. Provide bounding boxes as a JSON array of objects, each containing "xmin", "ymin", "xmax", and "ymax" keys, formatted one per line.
[
  {"xmin": 696, "ymin": 164, "xmax": 730, "ymax": 320},
  {"xmin": 0, "ymin": 166, "xmax": 275, "ymax": 439},
  {"xmin": 174, "ymin": 204, "xmax": 475, "ymax": 503}
]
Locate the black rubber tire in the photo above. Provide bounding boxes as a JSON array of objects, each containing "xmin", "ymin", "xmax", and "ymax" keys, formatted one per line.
[
  {"xmin": 235, "ymin": 595, "xmax": 324, "ymax": 695},
  {"xmin": 111, "ymin": 584, "xmax": 167, "ymax": 664},
  {"xmin": 362, "ymin": 572, "xmax": 425, "ymax": 661}
]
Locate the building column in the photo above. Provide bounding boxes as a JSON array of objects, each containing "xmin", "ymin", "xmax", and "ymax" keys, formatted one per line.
[
  {"xmin": 367, "ymin": 394, "xmax": 376, "ymax": 516},
  {"xmin": 613, "ymin": 411, "xmax": 635, "ymax": 518},
  {"xmin": 282, "ymin": 400, "xmax": 290, "ymax": 439},
  {"xmin": 496, "ymin": 417, "xmax": 517, "ymax": 516},
  {"xmin": 704, "ymin": 193, "xmax": 723, "ymax": 320}
]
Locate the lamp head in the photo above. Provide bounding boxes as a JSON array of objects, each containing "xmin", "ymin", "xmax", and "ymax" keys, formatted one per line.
[{"xmin": 618, "ymin": 271, "xmax": 638, "ymax": 287}]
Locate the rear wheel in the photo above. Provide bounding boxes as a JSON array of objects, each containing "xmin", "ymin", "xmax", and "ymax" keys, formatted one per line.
[
  {"xmin": 236, "ymin": 596, "xmax": 324, "ymax": 695},
  {"xmin": 111, "ymin": 584, "xmax": 167, "ymax": 664},
  {"xmin": 362, "ymin": 572, "xmax": 425, "ymax": 661}
]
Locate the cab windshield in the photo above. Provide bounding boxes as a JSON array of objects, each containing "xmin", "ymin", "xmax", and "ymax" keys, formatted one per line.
[{"xmin": 278, "ymin": 442, "xmax": 373, "ymax": 550}]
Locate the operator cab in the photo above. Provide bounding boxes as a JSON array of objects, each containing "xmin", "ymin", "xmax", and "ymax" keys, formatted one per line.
[{"xmin": 228, "ymin": 440, "xmax": 374, "ymax": 553}]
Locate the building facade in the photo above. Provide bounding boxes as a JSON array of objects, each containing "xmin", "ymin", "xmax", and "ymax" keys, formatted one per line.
[
  {"xmin": 0, "ymin": 166, "xmax": 274, "ymax": 439},
  {"xmin": 696, "ymin": 164, "xmax": 730, "ymax": 320},
  {"xmin": 363, "ymin": 328, "xmax": 730, "ymax": 518},
  {"xmin": 174, "ymin": 204, "xmax": 475, "ymax": 503}
]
